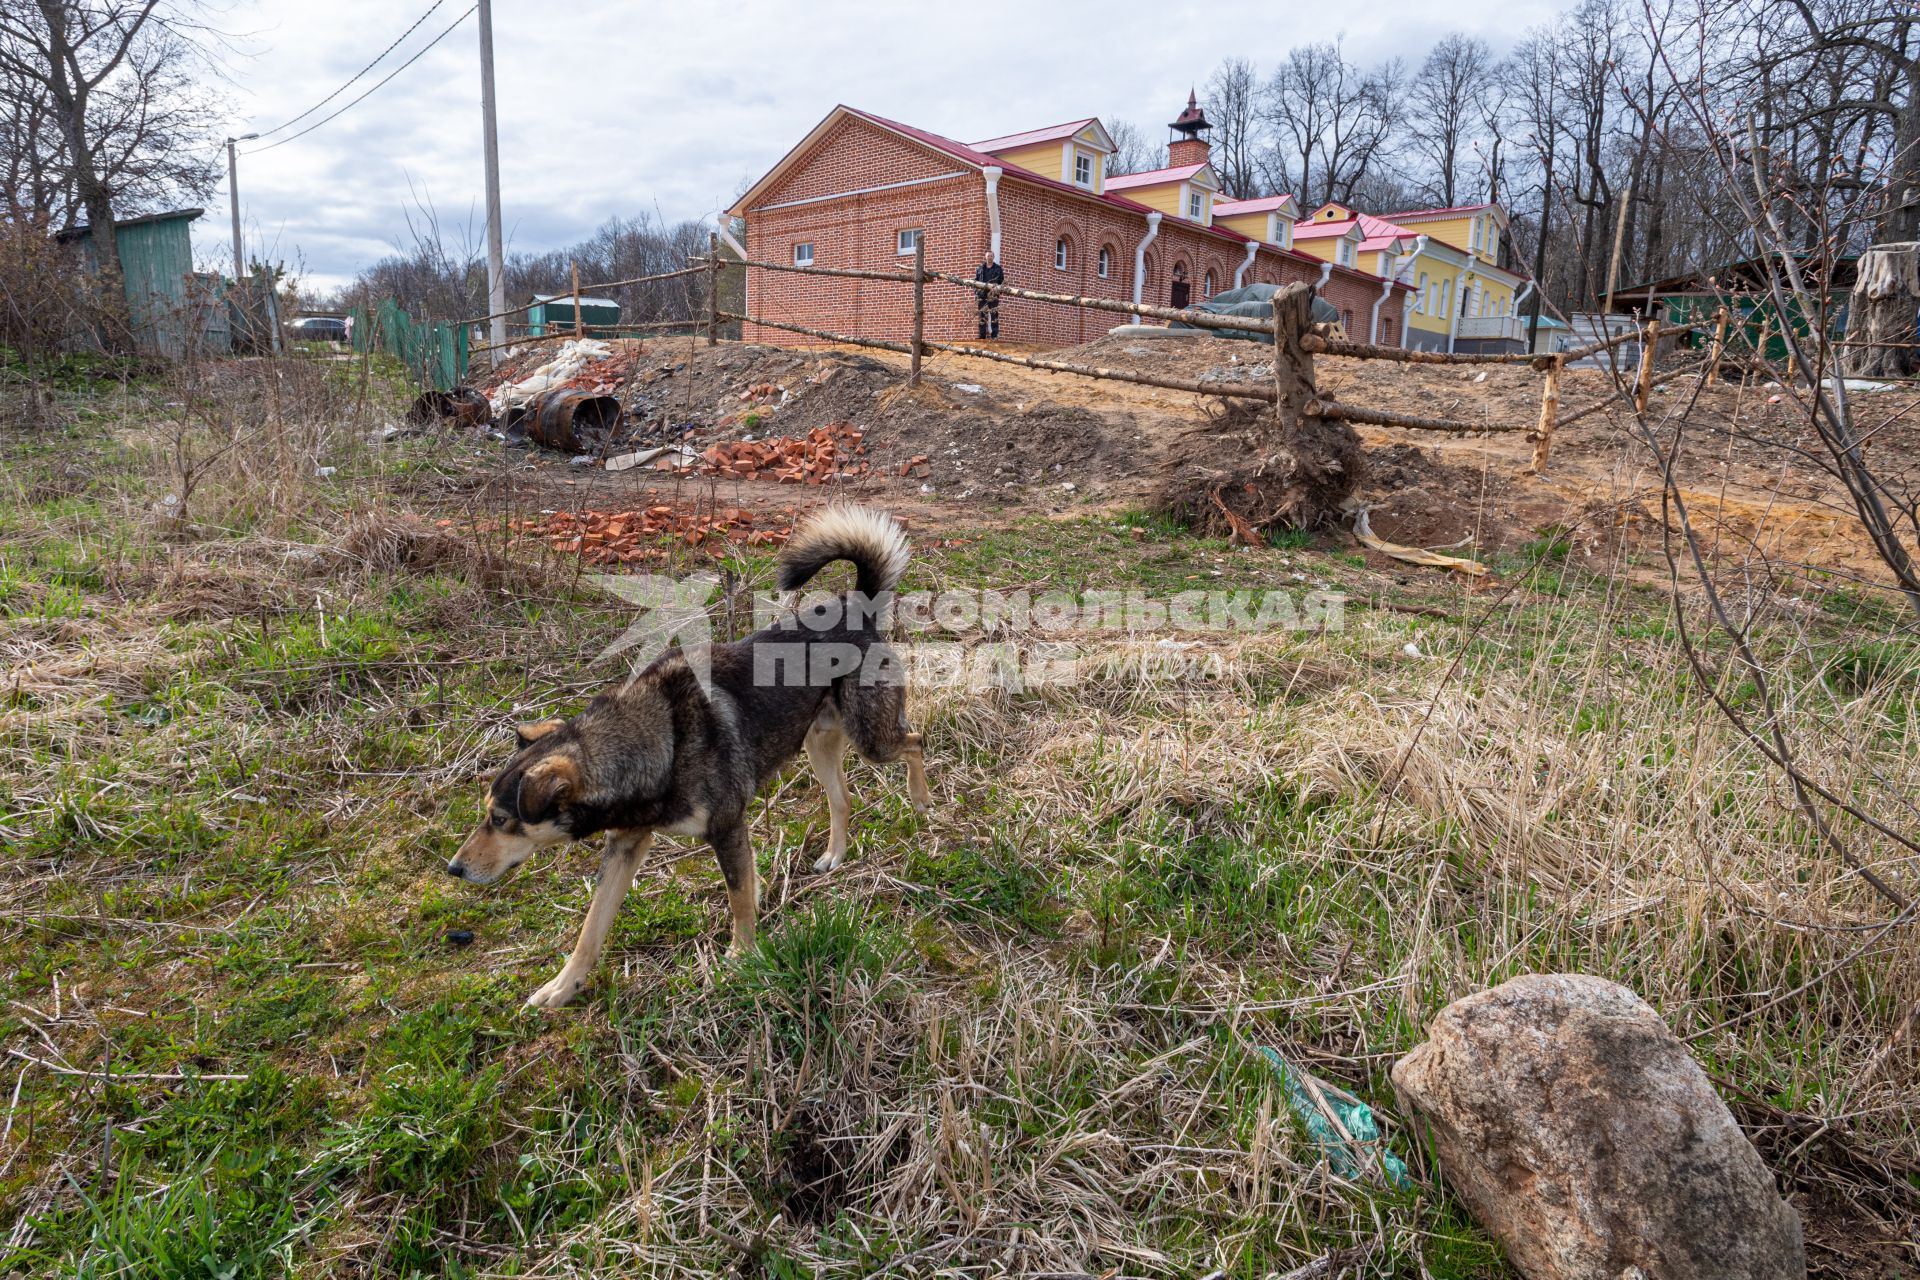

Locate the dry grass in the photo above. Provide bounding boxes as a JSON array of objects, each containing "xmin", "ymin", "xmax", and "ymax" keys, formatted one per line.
[{"xmin": 0, "ymin": 348, "xmax": 1915, "ymax": 1278}]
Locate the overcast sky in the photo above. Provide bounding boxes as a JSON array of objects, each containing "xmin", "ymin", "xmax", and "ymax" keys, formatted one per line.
[{"xmin": 210, "ymin": 0, "xmax": 1559, "ymax": 294}]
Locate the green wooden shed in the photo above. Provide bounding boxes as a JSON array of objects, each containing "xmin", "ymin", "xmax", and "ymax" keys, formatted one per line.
[
  {"xmin": 526, "ymin": 294, "xmax": 621, "ymax": 337},
  {"xmin": 56, "ymin": 208, "xmax": 205, "ymax": 358}
]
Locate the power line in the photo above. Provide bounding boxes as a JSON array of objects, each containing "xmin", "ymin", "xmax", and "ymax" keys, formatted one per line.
[
  {"xmin": 244, "ymin": 4, "xmax": 478, "ymax": 155},
  {"xmin": 252, "ymin": 0, "xmax": 447, "ymax": 140}
]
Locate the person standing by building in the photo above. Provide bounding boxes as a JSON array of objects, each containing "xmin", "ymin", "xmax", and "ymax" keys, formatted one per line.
[{"xmin": 974, "ymin": 251, "xmax": 1005, "ymax": 339}]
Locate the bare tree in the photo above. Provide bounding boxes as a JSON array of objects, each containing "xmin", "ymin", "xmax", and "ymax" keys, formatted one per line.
[
  {"xmin": 0, "ymin": 0, "xmax": 221, "ymax": 346},
  {"xmin": 1408, "ymin": 33, "xmax": 1494, "ymax": 207},
  {"xmin": 1105, "ymin": 117, "xmax": 1161, "ymax": 176},
  {"xmin": 1260, "ymin": 40, "xmax": 1406, "ymax": 208},
  {"xmin": 1204, "ymin": 57, "xmax": 1262, "ymax": 198}
]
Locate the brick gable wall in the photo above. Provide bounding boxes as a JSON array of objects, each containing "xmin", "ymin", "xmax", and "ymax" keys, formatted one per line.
[{"xmin": 741, "ymin": 115, "xmax": 1407, "ymax": 350}]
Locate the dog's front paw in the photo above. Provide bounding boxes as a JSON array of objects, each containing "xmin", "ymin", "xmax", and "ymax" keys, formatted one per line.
[{"xmin": 525, "ymin": 971, "xmax": 586, "ymax": 1009}]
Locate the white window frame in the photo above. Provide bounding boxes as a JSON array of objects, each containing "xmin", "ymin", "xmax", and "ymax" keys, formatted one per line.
[
  {"xmin": 1074, "ymin": 152, "xmax": 1094, "ymax": 188},
  {"xmin": 1416, "ymin": 272, "xmax": 1428, "ymax": 314},
  {"xmin": 1338, "ymin": 239, "xmax": 1356, "ymax": 268},
  {"xmin": 1054, "ymin": 237, "xmax": 1070, "ymax": 271},
  {"xmin": 1203, "ymin": 269, "xmax": 1215, "ymax": 297},
  {"xmin": 1188, "ymin": 191, "xmax": 1204, "ymax": 220},
  {"xmin": 792, "ymin": 242, "xmax": 814, "ymax": 268},
  {"xmin": 896, "ymin": 228, "xmax": 922, "ymax": 256},
  {"xmin": 1097, "ymin": 246, "xmax": 1111, "ymax": 278}
]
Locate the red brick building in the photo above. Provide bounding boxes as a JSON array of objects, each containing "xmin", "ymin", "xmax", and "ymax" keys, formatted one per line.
[{"xmin": 730, "ymin": 101, "xmax": 1409, "ymax": 349}]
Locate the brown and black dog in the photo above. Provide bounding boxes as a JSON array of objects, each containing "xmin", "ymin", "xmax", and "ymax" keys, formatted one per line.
[{"xmin": 447, "ymin": 504, "xmax": 931, "ymax": 1007}]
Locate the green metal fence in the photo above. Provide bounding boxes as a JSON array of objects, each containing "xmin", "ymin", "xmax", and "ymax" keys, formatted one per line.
[{"xmin": 348, "ymin": 298, "xmax": 469, "ymax": 390}]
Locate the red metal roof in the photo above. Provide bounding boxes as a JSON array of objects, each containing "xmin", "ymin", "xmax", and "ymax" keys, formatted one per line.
[
  {"xmin": 971, "ymin": 119, "xmax": 1101, "ymax": 152},
  {"xmin": 1105, "ymin": 162, "xmax": 1210, "ymax": 191},
  {"xmin": 1380, "ymin": 202, "xmax": 1501, "ymax": 220},
  {"xmin": 1214, "ymin": 195, "xmax": 1297, "ymax": 215}
]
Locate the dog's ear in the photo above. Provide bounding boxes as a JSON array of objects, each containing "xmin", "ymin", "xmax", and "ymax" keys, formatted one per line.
[
  {"xmin": 515, "ymin": 719, "xmax": 565, "ymax": 750},
  {"xmin": 516, "ymin": 755, "xmax": 580, "ymax": 820}
]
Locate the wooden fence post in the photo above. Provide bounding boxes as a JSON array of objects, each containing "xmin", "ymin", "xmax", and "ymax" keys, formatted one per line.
[
  {"xmin": 1707, "ymin": 305, "xmax": 1729, "ymax": 383},
  {"xmin": 911, "ymin": 236, "xmax": 925, "ymax": 387},
  {"xmin": 708, "ymin": 233, "xmax": 721, "ymax": 348},
  {"xmin": 1270, "ymin": 282, "xmax": 1316, "ymax": 427},
  {"xmin": 570, "ymin": 260, "xmax": 583, "ymax": 338},
  {"xmin": 1530, "ymin": 352, "xmax": 1564, "ymax": 473},
  {"xmin": 1634, "ymin": 317, "xmax": 1661, "ymax": 415}
]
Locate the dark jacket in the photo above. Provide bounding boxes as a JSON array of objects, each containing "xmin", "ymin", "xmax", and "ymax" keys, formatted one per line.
[{"xmin": 973, "ymin": 262, "xmax": 1005, "ymax": 294}]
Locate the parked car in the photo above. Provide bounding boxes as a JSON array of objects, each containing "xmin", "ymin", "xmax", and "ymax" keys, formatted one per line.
[{"xmin": 286, "ymin": 316, "xmax": 348, "ymax": 344}]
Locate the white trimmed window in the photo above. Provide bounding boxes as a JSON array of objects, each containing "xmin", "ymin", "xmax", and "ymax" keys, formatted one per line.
[
  {"xmin": 1097, "ymin": 246, "xmax": 1111, "ymax": 278},
  {"xmin": 1188, "ymin": 192, "xmax": 1204, "ymax": 219},
  {"xmin": 1204, "ymin": 269, "xmax": 1216, "ymax": 297},
  {"xmin": 896, "ymin": 228, "xmax": 922, "ymax": 255},
  {"xmin": 1416, "ymin": 272, "xmax": 1428, "ymax": 314},
  {"xmin": 1470, "ymin": 218, "xmax": 1481, "ymax": 252},
  {"xmin": 1055, "ymin": 238, "xmax": 1070, "ymax": 271},
  {"xmin": 792, "ymin": 242, "xmax": 814, "ymax": 267},
  {"xmin": 1074, "ymin": 152, "xmax": 1094, "ymax": 187},
  {"xmin": 1338, "ymin": 239, "xmax": 1357, "ymax": 268}
]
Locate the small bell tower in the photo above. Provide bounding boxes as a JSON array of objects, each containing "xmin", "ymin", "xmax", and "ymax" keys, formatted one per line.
[{"xmin": 1167, "ymin": 90, "xmax": 1212, "ymax": 167}]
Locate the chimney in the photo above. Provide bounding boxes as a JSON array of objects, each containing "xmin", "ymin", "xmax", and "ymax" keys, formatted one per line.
[{"xmin": 1167, "ymin": 89, "xmax": 1212, "ymax": 168}]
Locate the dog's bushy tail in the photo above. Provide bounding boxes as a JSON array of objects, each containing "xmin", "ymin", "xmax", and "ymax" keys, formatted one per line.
[{"xmin": 778, "ymin": 504, "xmax": 910, "ymax": 598}]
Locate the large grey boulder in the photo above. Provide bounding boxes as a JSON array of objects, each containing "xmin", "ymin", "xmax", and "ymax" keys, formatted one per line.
[{"xmin": 1391, "ymin": 974, "xmax": 1804, "ymax": 1280}]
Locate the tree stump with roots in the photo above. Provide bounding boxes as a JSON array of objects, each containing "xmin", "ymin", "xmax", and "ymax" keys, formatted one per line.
[
  {"xmin": 1152, "ymin": 282, "xmax": 1362, "ymax": 539},
  {"xmin": 1844, "ymin": 242, "xmax": 1920, "ymax": 378}
]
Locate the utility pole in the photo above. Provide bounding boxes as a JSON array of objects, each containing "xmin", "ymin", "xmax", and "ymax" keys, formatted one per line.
[
  {"xmin": 477, "ymin": 0, "xmax": 507, "ymax": 363},
  {"xmin": 225, "ymin": 134, "xmax": 259, "ymax": 279}
]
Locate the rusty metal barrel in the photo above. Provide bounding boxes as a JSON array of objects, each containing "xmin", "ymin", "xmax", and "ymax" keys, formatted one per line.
[{"xmin": 505, "ymin": 390, "xmax": 622, "ymax": 453}]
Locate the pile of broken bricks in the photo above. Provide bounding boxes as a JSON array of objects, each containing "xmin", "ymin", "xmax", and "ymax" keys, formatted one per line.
[{"xmin": 699, "ymin": 424, "xmax": 872, "ymax": 485}]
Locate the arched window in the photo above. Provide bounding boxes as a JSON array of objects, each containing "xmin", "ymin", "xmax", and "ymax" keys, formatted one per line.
[
  {"xmin": 1097, "ymin": 246, "xmax": 1112, "ymax": 278},
  {"xmin": 1204, "ymin": 269, "xmax": 1216, "ymax": 297},
  {"xmin": 1054, "ymin": 238, "xmax": 1070, "ymax": 271}
]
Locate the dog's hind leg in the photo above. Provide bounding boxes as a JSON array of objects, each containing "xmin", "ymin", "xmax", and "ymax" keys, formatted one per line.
[
  {"xmin": 527, "ymin": 829, "xmax": 652, "ymax": 1009},
  {"xmin": 710, "ymin": 824, "xmax": 759, "ymax": 956},
  {"xmin": 806, "ymin": 718, "xmax": 852, "ymax": 873}
]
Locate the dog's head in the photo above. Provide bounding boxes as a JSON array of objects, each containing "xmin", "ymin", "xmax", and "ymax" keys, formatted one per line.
[{"xmin": 448, "ymin": 719, "xmax": 582, "ymax": 884}]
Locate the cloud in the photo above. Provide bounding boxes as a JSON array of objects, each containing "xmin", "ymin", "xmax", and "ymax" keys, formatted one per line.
[{"xmin": 206, "ymin": 0, "xmax": 1556, "ymax": 292}]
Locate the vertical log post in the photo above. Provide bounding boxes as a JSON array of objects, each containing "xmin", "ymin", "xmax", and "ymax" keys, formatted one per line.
[
  {"xmin": 910, "ymin": 235, "xmax": 925, "ymax": 388},
  {"xmin": 1530, "ymin": 352, "xmax": 1564, "ymax": 473},
  {"xmin": 570, "ymin": 260, "xmax": 583, "ymax": 338},
  {"xmin": 1634, "ymin": 317, "xmax": 1661, "ymax": 415},
  {"xmin": 1707, "ymin": 305, "xmax": 1730, "ymax": 383},
  {"xmin": 708, "ymin": 232, "xmax": 721, "ymax": 348},
  {"xmin": 1270, "ymin": 282, "xmax": 1316, "ymax": 429},
  {"xmin": 1749, "ymin": 315, "xmax": 1773, "ymax": 388}
]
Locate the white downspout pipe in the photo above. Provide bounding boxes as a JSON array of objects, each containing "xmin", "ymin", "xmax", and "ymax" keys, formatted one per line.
[
  {"xmin": 1316, "ymin": 261, "xmax": 1332, "ymax": 291},
  {"xmin": 1131, "ymin": 211, "xmax": 1162, "ymax": 322},
  {"xmin": 712, "ymin": 212, "xmax": 748, "ymax": 260},
  {"xmin": 1369, "ymin": 255, "xmax": 1397, "ymax": 345},
  {"xmin": 983, "ymin": 167, "xmax": 1003, "ymax": 261},
  {"xmin": 1446, "ymin": 265, "xmax": 1474, "ymax": 353},
  {"xmin": 1395, "ymin": 235, "xmax": 1427, "ymax": 348},
  {"xmin": 1234, "ymin": 239, "xmax": 1259, "ymax": 289}
]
